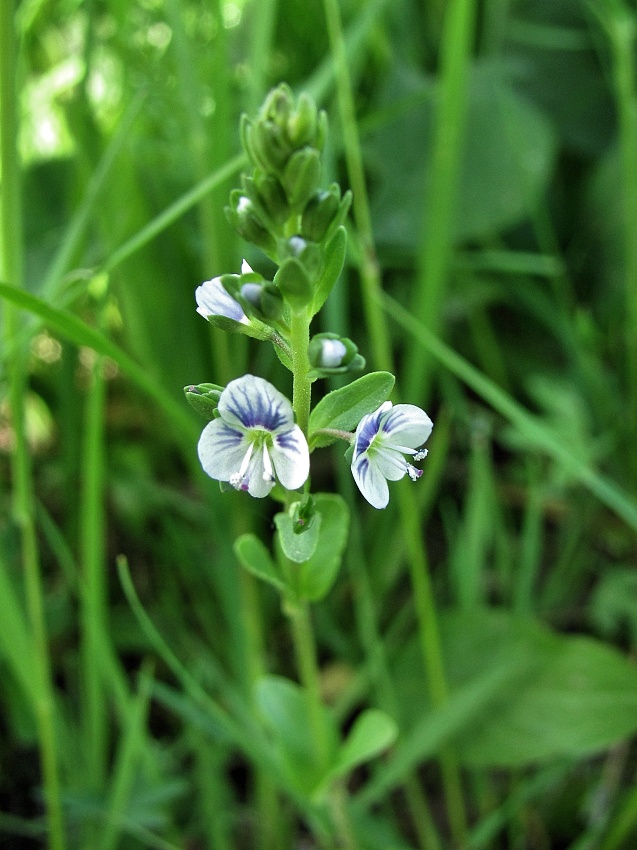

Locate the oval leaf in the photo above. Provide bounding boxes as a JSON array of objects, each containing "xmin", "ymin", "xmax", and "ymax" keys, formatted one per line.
[{"xmin": 309, "ymin": 371, "xmax": 395, "ymax": 448}]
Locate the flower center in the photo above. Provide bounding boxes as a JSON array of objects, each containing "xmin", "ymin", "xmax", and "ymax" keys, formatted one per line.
[{"xmin": 229, "ymin": 430, "xmax": 275, "ymax": 491}]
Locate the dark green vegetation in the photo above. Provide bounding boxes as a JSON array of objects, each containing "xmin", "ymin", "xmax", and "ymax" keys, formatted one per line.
[{"xmin": 2, "ymin": 0, "xmax": 637, "ymax": 847}]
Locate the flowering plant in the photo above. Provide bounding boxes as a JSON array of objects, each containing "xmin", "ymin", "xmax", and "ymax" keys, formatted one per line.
[{"xmin": 185, "ymin": 84, "xmax": 433, "ymax": 840}]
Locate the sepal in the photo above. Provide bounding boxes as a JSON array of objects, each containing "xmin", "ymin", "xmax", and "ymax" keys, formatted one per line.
[
  {"xmin": 184, "ymin": 382, "xmax": 223, "ymax": 419},
  {"xmin": 274, "ymin": 257, "xmax": 314, "ymax": 313}
]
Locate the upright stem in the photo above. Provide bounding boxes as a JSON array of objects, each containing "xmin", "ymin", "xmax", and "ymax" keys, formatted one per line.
[
  {"xmin": 287, "ymin": 601, "xmax": 331, "ymax": 772},
  {"xmin": 0, "ymin": 4, "xmax": 66, "ymax": 848},
  {"xmin": 290, "ymin": 309, "xmax": 312, "ymax": 435}
]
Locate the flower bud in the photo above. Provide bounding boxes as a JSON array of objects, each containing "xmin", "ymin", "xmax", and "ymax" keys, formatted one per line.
[
  {"xmin": 274, "ymin": 257, "xmax": 313, "ymax": 312},
  {"xmin": 287, "ymin": 92, "xmax": 318, "ymax": 148},
  {"xmin": 226, "ymin": 192, "xmax": 276, "ymax": 256},
  {"xmin": 184, "ymin": 383, "xmax": 224, "ymax": 419},
  {"xmin": 253, "ymin": 172, "xmax": 290, "ymax": 224},
  {"xmin": 283, "ymin": 147, "xmax": 321, "ymax": 207},
  {"xmin": 283, "ymin": 235, "xmax": 323, "ymax": 281},
  {"xmin": 308, "ymin": 333, "xmax": 365, "ymax": 376},
  {"xmin": 301, "ymin": 187, "xmax": 341, "ymax": 242}
]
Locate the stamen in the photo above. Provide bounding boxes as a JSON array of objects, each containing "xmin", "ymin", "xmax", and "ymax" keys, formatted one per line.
[
  {"xmin": 414, "ymin": 449, "xmax": 428, "ymax": 461},
  {"xmin": 262, "ymin": 442, "xmax": 275, "ymax": 482},
  {"xmin": 407, "ymin": 464, "xmax": 423, "ymax": 481},
  {"xmin": 230, "ymin": 442, "xmax": 254, "ymax": 490}
]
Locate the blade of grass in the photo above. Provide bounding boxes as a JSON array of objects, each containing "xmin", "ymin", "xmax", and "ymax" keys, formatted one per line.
[
  {"xmin": 382, "ymin": 291, "xmax": 637, "ymax": 532},
  {"xmin": 0, "ymin": 282, "xmax": 198, "ymax": 444},
  {"xmin": 98, "ymin": 661, "xmax": 154, "ymax": 850},
  {"xmin": 404, "ymin": 0, "xmax": 478, "ymax": 406},
  {"xmin": 0, "ymin": 5, "xmax": 66, "ymax": 847},
  {"xmin": 102, "ymin": 154, "xmax": 245, "ymax": 276},
  {"xmin": 79, "ymin": 347, "xmax": 108, "ymax": 794},
  {"xmin": 353, "ymin": 650, "xmax": 528, "ymax": 812},
  {"xmin": 40, "ymin": 91, "xmax": 147, "ymax": 301},
  {"xmin": 322, "ymin": 2, "xmax": 468, "ymax": 839}
]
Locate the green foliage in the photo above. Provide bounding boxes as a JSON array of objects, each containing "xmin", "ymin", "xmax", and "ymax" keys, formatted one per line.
[{"xmin": 309, "ymin": 371, "xmax": 395, "ymax": 447}]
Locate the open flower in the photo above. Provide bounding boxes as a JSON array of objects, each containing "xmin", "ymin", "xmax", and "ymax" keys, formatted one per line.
[
  {"xmin": 195, "ymin": 260, "xmax": 255, "ymax": 325},
  {"xmin": 351, "ymin": 401, "xmax": 433, "ymax": 509},
  {"xmin": 198, "ymin": 374, "xmax": 310, "ymax": 498}
]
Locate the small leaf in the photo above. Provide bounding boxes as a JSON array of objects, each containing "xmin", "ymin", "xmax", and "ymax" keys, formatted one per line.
[
  {"xmin": 274, "ymin": 509, "xmax": 322, "ymax": 564},
  {"xmin": 298, "ymin": 494, "xmax": 349, "ymax": 601},
  {"xmin": 332, "ymin": 709, "xmax": 398, "ymax": 779},
  {"xmin": 255, "ymin": 675, "xmax": 337, "ymax": 796},
  {"xmin": 234, "ymin": 534, "xmax": 286, "ymax": 591},
  {"xmin": 309, "ymin": 371, "xmax": 395, "ymax": 448},
  {"xmin": 311, "ymin": 226, "xmax": 347, "ymax": 316}
]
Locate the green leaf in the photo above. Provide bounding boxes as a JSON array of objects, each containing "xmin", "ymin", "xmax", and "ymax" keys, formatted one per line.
[
  {"xmin": 0, "ymin": 283, "xmax": 198, "ymax": 444},
  {"xmin": 298, "ymin": 494, "xmax": 349, "ymax": 602},
  {"xmin": 309, "ymin": 371, "xmax": 395, "ymax": 448},
  {"xmin": 395, "ymin": 608, "xmax": 637, "ymax": 768},
  {"xmin": 331, "ymin": 709, "xmax": 398, "ymax": 780},
  {"xmin": 234, "ymin": 534, "xmax": 286, "ymax": 591},
  {"xmin": 255, "ymin": 675, "xmax": 337, "ymax": 796},
  {"xmin": 311, "ymin": 225, "xmax": 347, "ymax": 316},
  {"xmin": 274, "ymin": 510, "xmax": 322, "ymax": 564}
]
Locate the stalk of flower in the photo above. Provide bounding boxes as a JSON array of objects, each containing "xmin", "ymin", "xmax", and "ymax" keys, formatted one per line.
[
  {"xmin": 351, "ymin": 401, "xmax": 433, "ymax": 509},
  {"xmin": 197, "ymin": 374, "xmax": 310, "ymax": 498}
]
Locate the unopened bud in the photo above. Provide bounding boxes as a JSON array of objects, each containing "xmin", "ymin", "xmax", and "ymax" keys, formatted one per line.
[
  {"xmin": 184, "ymin": 383, "xmax": 224, "ymax": 419},
  {"xmin": 283, "ymin": 147, "xmax": 321, "ymax": 207}
]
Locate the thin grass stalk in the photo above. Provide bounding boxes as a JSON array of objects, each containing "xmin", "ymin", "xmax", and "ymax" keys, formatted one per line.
[
  {"xmin": 606, "ymin": 4, "xmax": 637, "ymax": 463},
  {"xmin": 404, "ymin": 0, "xmax": 477, "ymax": 406},
  {"xmin": 0, "ymin": 3, "xmax": 65, "ymax": 847},
  {"xmin": 321, "ymin": 0, "xmax": 392, "ymax": 373},
  {"xmin": 322, "ymin": 2, "xmax": 467, "ymax": 842},
  {"xmin": 79, "ymin": 348, "xmax": 108, "ymax": 795}
]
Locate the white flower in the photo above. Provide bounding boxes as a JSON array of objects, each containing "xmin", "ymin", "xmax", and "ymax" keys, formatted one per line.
[
  {"xmin": 351, "ymin": 401, "xmax": 433, "ymax": 509},
  {"xmin": 198, "ymin": 375, "xmax": 310, "ymax": 498},
  {"xmin": 195, "ymin": 260, "xmax": 256, "ymax": 325}
]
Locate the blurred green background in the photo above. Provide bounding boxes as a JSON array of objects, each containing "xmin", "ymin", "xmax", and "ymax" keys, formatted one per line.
[{"xmin": 3, "ymin": 0, "xmax": 637, "ymax": 847}]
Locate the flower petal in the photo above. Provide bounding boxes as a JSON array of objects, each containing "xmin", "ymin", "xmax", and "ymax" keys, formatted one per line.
[
  {"xmin": 196, "ymin": 277, "xmax": 248, "ymax": 324},
  {"xmin": 241, "ymin": 259, "xmax": 254, "ymax": 274},
  {"xmin": 380, "ymin": 404, "xmax": 433, "ymax": 449},
  {"xmin": 243, "ymin": 448, "xmax": 275, "ymax": 498},
  {"xmin": 373, "ymin": 446, "xmax": 409, "ymax": 481},
  {"xmin": 219, "ymin": 375, "xmax": 294, "ymax": 433},
  {"xmin": 352, "ymin": 453, "xmax": 390, "ymax": 509},
  {"xmin": 271, "ymin": 426, "xmax": 310, "ymax": 491},
  {"xmin": 198, "ymin": 420, "xmax": 248, "ymax": 481},
  {"xmin": 353, "ymin": 402, "xmax": 392, "ymax": 458}
]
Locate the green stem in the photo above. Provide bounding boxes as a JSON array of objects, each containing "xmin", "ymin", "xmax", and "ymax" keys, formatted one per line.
[
  {"xmin": 290, "ymin": 310, "xmax": 312, "ymax": 435},
  {"xmin": 79, "ymin": 350, "xmax": 108, "ymax": 795},
  {"xmin": 287, "ymin": 601, "xmax": 331, "ymax": 773},
  {"xmin": 0, "ymin": 4, "xmax": 65, "ymax": 848}
]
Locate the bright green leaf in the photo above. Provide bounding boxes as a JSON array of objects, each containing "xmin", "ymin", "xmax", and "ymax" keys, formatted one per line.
[
  {"xmin": 298, "ymin": 494, "xmax": 349, "ymax": 601},
  {"xmin": 274, "ymin": 510, "xmax": 322, "ymax": 564},
  {"xmin": 309, "ymin": 371, "xmax": 395, "ymax": 448},
  {"xmin": 234, "ymin": 534, "xmax": 286, "ymax": 591}
]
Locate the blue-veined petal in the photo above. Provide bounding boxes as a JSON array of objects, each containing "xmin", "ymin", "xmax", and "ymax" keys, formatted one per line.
[
  {"xmin": 352, "ymin": 453, "xmax": 390, "ymax": 509},
  {"xmin": 196, "ymin": 276, "xmax": 249, "ymax": 324},
  {"xmin": 198, "ymin": 420, "xmax": 248, "ymax": 480},
  {"xmin": 219, "ymin": 375, "xmax": 293, "ymax": 433},
  {"xmin": 272, "ymin": 426, "xmax": 310, "ymax": 491},
  {"xmin": 379, "ymin": 404, "xmax": 433, "ymax": 448}
]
